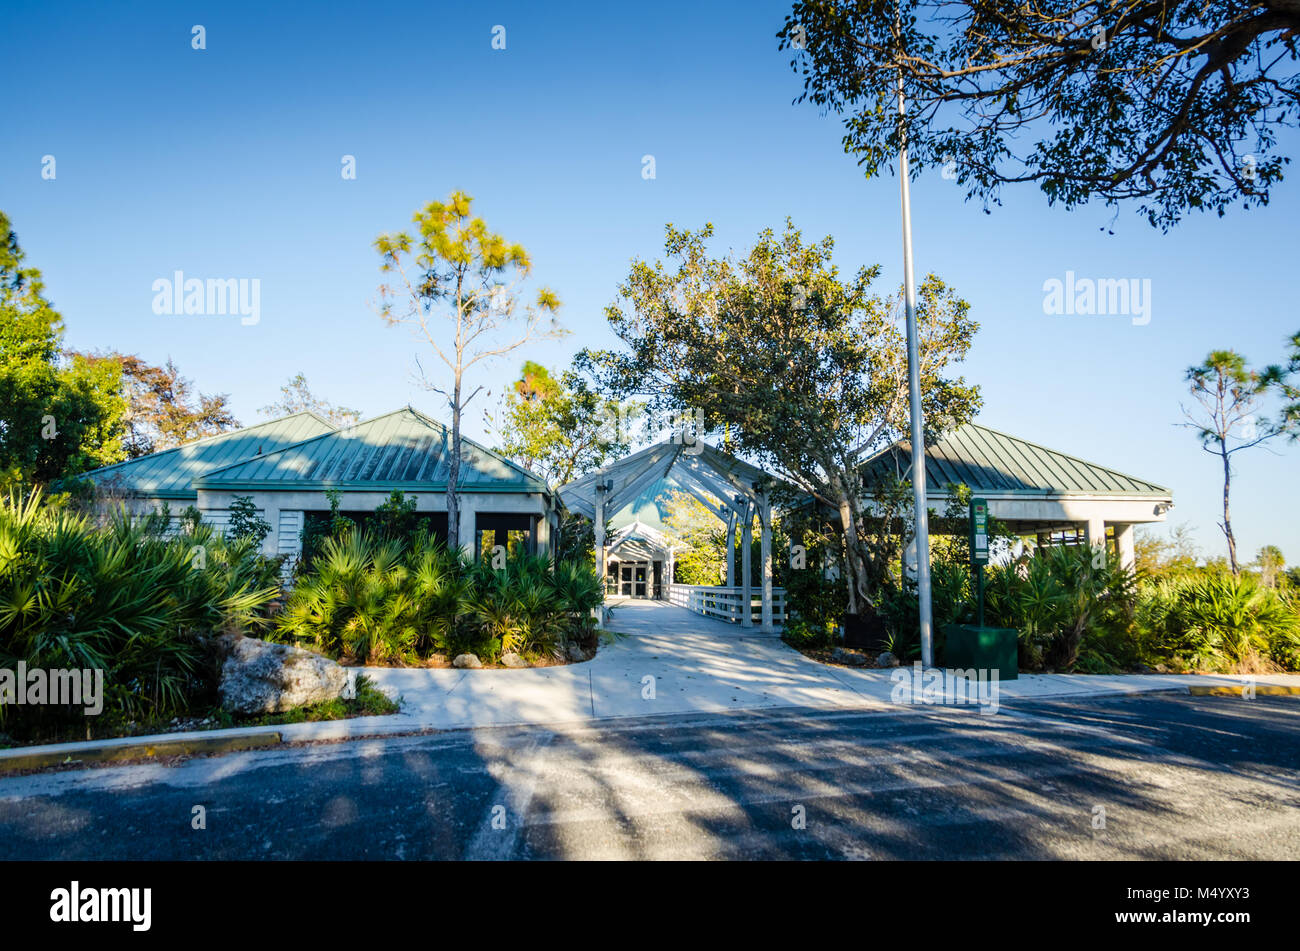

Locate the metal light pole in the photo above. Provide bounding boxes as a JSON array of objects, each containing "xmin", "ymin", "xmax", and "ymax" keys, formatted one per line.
[{"xmin": 896, "ymin": 64, "xmax": 935, "ymax": 669}]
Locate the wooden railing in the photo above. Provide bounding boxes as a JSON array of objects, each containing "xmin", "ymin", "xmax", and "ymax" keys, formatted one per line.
[{"xmin": 665, "ymin": 584, "xmax": 787, "ymax": 627}]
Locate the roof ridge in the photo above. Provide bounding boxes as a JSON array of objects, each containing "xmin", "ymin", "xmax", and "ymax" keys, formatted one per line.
[
  {"xmin": 195, "ymin": 406, "xmax": 547, "ymax": 492},
  {"xmin": 81, "ymin": 410, "xmax": 338, "ymax": 478},
  {"xmin": 398, "ymin": 406, "xmax": 546, "ymax": 488}
]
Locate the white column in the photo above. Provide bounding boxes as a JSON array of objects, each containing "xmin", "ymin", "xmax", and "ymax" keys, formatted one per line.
[
  {"xmin": 458, "ymin": 499, "xmax": 477, "ymax": 560},
  {"xmin": 758, "ymin": 492, "xmax": 773, "ymax": 633},
  {"xmin": 1114, "ymin": 523, "xmax": 1135, "ymax": 573},
  {"xmin": 593, "ymin": 485, "xmax": 607, "ymax": 622},
  {"xmin": 741, "ymin": 503, "xmax": 753, "ymax": 628},
  {"xmin": 725, "ymin": 511, "xmax": 737, "ymax": 587},
  {"xmin": 1085, "ymin": 516, "xmax": 1106, "ymax": 562},
  {"xmin": 535, "ymin": 509, "xmax": 551, "ymax": 556}
]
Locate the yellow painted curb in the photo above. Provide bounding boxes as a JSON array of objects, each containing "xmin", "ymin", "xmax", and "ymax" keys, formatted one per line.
[
  {"xmin": 1188, "ymin": 685, "xmax": 1300, "ymax": 697},
  {"xmin": 0, "ymin": 731, "xmax": 282, "ymax": 774}
]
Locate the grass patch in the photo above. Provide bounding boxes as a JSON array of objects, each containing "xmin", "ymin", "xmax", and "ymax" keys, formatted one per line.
[{"xmin": 213, "ymin": 675, "xmax": 399, "ymax": 727}]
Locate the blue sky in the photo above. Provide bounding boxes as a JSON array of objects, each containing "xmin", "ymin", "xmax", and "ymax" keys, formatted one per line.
[{"xmin": 3, "ymin": 0, "xmax": 1297, "ymax": 564}]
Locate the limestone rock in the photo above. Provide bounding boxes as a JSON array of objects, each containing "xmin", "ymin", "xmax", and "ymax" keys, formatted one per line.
[
  {"xmin": 830, "ymin": 646, "xmax": 869, "ymax": 667},
  {"xmin": 219, "ymin": 636, "xmax": 349, "ymax": 715}
]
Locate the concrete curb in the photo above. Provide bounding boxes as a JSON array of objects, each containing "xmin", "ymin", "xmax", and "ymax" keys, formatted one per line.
[
  {"xmin": 0, "ymin": 729, "xmax": 284, "ymax": 774},
  {"xmin": 1187, "ymin": 684, "xmax": 1300, "ymax": 697}
]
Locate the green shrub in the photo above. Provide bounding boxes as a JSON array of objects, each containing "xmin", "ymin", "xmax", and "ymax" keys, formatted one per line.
[
  {"xmin": 784, "ymin": 564, "xmax": 846, "ymax": 628},
  {"xmin": 878, "ymin": 558, "xmax": 972, "ymax": 658},
  {"xmin": 1136, "ymin": 571, "xmax": 1300, "ymax": 672},
  {"xmin": 275, "ymin": 530, "xmax": 603, "ymax": 664},
  {"xmin": 782, "ymin": 617, "xmax": 840, "ymax": 650},
  {"xmin": 982, "ymin": 545, "xmax": 1136, "ymax": 671},
  {"xmin": 0, "ymin": 490, "xmax": 279, "ymax": 731},
  {"xmin": 228, "ymin": 495, "xmax": 271, "ymax": 548},
  {"xmin": 373, "ymin": 489, "xmax": 419, "ymax": 543}
]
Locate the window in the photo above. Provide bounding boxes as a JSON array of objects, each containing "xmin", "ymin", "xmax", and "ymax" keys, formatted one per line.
[{"xmin": 476, "ymin": 513, "xmax": 535, "ymax": 559}]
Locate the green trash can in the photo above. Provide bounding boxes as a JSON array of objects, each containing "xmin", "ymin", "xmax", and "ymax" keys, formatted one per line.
[{"xmin": 941, "ymin": 624, "xmax": 1019, "ymax": 681}]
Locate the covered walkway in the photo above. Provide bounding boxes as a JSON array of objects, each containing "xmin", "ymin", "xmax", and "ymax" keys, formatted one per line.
[{"xmin": 560, "ymin": 439, "xmax": 800, "ymax": 632}]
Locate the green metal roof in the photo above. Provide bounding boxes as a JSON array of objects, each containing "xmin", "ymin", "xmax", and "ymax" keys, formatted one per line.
[
  {"xmin": 83, "ymin": 412, "xmax": 337, "ymax": 499},
  {"xmin": 861, "ymin": 423, "xmax": 1171, "ymax": 498},
  {"xmin": 194, "ymin": 406, "xmax": 547, "ymax": 494}
]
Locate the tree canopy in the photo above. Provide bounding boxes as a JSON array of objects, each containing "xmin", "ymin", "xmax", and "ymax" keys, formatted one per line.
[
  {"xmin": 259, "ymin": 371, "xmax": 362, "ymax": 427},
  {"xmin": 578, "ymin": 220, "xmax": 981, "ymax": 613},
  {"xmin": 73, "ymin": 352, "xmax": 238, "ymax": 458},
  {"xmin": 0, "ymin": 213, "xmax": 126, "ymax": 484},
  {"xmin": 780, "ymin": 1, "xmax": 1300, "ymax": 229},
  {"xmin": 495, "ymin": 361, "xmax": 632, "ymax": 489}
]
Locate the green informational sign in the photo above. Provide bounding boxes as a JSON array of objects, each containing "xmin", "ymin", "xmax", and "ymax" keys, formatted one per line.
[{"xmin": 970, "ymin": 498, "xmax": 989, "ymax": 565}]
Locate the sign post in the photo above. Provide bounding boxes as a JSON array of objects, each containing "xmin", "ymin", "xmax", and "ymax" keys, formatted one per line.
[{"xmin": 969, "ymin": 498, "xmax": 989, "ymax": 627}]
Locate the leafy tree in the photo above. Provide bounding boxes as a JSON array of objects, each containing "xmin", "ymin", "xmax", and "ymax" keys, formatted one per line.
[
  {"xmin": 0, "ymin": 213, "xmax": 127, "ymax": 484},
  {"xmin": 259, "ymin": 371, "xmax": 362, "ymax": 426},
  {"xmin": 779, "ymin": 1, "xmax": 1300, "ymax": 230},
  {"xmin": 374, "ymin": 191, "xmax": 565, "ymax": 551},
  {"xmin": 659, "ymin": 488, "xmax": 728, "ymax": 586},
  {"xmin": 73, "ymin": 351, "xmax": 238, "ymax": 457},
  {"xmin": 1135, "ymin": 522, "xmax": 1200, "ymax": 576},
  {"xmin": 1278, "ymin": 330, "xmax": 1300, "ymax": 433},
  {"xmin": 227, "ymin": 495, "xmax": 271, "ymax": 549},
  {"xmin": 496, "ymin": 361, "xmax": 632, "ymax": 488},
  {"xmin": 577, "ymin": 220, "xmax": 980, "ymax": 617},
  {"xmin": 1182, "ymin": 348, "xmax": 1293, "ymax": 574},
  {"xmin": 374, "ymin": 489, "xmax": 419, "ymax": 543},
  {"xmin": 1256, "ymin": 545, "xmax": 1285, "ymax": 588}
]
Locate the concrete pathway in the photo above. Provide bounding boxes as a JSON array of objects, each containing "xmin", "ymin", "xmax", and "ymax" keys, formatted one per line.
[{"xmin": 358, "ymin": 600, "xmax": 1300, "ymax": 731}]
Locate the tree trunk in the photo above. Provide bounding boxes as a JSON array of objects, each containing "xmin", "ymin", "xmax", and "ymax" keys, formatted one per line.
[
  {"xmin": 447, "ymin": 373, "xmax": 463, "ymax": 554},
  {"xmin": 1220, "ymin": 440, "xmax": 1238, "ymax": 575},
  {"xmin": 829, "ymin": 468, "xmax": 872, "ymax": 616}
]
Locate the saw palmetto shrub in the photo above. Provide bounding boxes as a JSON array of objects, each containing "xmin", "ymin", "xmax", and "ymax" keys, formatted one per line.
[
  {"xmin": 275, "ymin": 530, "xmax": 603, "ymax": 665},
  {"xmin": 983, "ymin": 544, "xmax": 1138, "ymax": 672},
  {"xmin": 1136, "ymin": 571, "xmax": 1300, "ymax": 673},
  {"xmin": 0, "ymin": 491, "xmax": 279, "ymax": 734}
]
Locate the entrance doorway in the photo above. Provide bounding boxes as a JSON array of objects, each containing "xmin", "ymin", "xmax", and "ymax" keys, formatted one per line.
[{"xmin": 619, "ymin": 561, "xmax": 648, "ymax": 598}]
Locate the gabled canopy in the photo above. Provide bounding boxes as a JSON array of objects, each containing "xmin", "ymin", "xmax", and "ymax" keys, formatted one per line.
[
  {"xmin": 606, "ymin": 520, "xmax": 681, "ymax": 562},
  {"xmin": 558, "ymin": 439, "xmax": 794, "ymax": 521}
]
